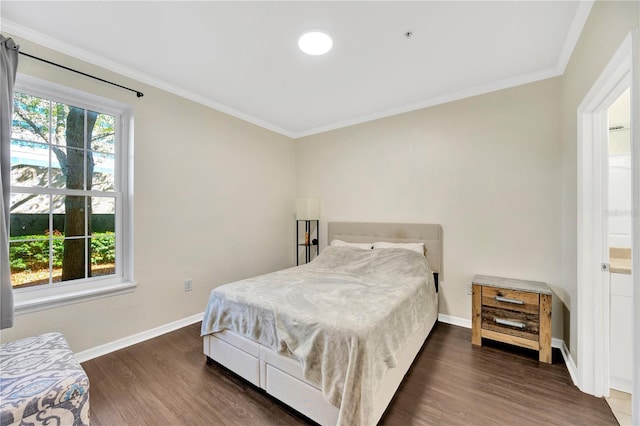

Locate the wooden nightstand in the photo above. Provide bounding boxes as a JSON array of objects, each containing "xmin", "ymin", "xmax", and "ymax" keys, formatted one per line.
[{"xmin": 471, "ymin": 274, "xmax": 552, "ymax": 363}]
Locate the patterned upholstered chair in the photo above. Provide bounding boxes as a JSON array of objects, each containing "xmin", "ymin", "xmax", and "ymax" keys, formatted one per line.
[{"xmin": 0, "ymin": 332, "xmax": 90, "ymax": 426}]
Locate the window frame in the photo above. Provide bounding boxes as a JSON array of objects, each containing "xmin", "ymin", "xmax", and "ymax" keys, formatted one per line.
[{"xmin": 10, "ymin": 74, "xmax": 135, "ymax": 314}]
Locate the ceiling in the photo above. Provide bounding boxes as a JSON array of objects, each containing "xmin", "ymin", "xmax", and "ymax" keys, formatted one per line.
[{"xmin": 1, "ymin": 1, "xmax": 592, "ymax": 138}]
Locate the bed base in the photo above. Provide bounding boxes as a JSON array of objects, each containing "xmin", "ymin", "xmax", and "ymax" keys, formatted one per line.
[{"xmin": 203, "ymin": 301, "xmax": 438, "ymax": 426}]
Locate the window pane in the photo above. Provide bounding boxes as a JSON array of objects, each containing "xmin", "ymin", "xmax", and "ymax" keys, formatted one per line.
[
  {"xmin": 10, "ymin": 191, "xmax": 50, "ymax": 214},
  {"xmin": 10, "ymin": 193, "xmax": 51, "ymax": 238},
  {"xmin": 90, "ymin": 236, "xmax": 116, "ymax": 278},
  {"xmin": 59, "ymin": 237, "xmax": 87, "ymax": 282},
  {"xmin": 90, "ymin": 152, "xmax": 115, "ymax": 191},
  {"xmin": 50, "ymin": 146, "xmax": 68, "ymax": 189},
  {"xmin": 91, "ymin": 196, "xmax": 115, "ymax": 278},
  {"xmin": 91, "ymin": 112, "xmax": 115, "ymax": 154},
  {"xmin": 59, "ymin": 195, "xmax": 89, "ymax": 282},
  {"xmin": 51, "ymin": 194, "xmax": 64, "ymax": 215},
  {"xmin": 53, "ymin": 104, "xmax": 86, "ymax": 150},
  {"xmin": 10, "ymin": 238, "xmax": 51, "ymax": 288},
  {"xmin": 58, "ymin": 195, "xmax": 87, "ymax": 238},
  {"xmin": 53, "ymin": 147, "xmax": 86, "ymax": 190},
  {"xmin": 13, "ymin": 93, "xmax": 50, "ymax": 144},
  {"xmin": 9, "ymin": 207, "xmax": 49, "ymax": 238},
  {"xmin": 51, "ymin": 237, "xmax": 64, "ymax": 282},
  {"xmin": 10, "ymin": 140, "xmax": 49, "ymax": 188},
  {"xmin": 10, "ymin": 210, "xmax": 48, "ymax": 238},
  {"xmin": 91, "ymin": 197, "xmax": 115, "ymax": 234},
  {"xmin": 51, "ymin": 102, "xmax": 69, "ymax": 147}
]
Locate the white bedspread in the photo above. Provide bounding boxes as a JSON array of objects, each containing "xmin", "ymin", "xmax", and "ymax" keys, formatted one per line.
[{"xmin": 201, "ymin": 246, "xmax": 436, "ymax": 426}]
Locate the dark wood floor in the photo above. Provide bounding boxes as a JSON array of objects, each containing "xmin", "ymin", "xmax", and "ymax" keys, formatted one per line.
[{"xmin": 81, "ymin": 322, "xmax": 617, "ymax": 425}]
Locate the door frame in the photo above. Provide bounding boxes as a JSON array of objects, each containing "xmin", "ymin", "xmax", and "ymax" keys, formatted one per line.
[
  {"xmin": 577, "ymin": 30, "xmax": 635, "ymax": 401},
  {"xmin": 631, "ymin": 26, "xmax": 639, "ymax": 426}
]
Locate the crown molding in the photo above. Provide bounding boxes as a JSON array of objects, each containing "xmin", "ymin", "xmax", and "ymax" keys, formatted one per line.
[
  {"xmin": 556, "ymin": 0, "xmax": 594, "ymax": 74},
  {"xmin": 1, "ymin": 19, "xmax": 296, "ymax": 138}
]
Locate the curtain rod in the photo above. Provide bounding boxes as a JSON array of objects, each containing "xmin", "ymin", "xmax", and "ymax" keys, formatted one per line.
[{"xmin": 19, "ymin": 51, "xmax": 144, "ymax": 98}]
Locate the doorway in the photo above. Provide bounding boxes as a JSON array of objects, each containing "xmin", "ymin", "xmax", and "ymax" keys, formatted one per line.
[
  {"xmin": 605, "ymin": 87, "xmax": 632, "ymax": 424},
  {"xmin": 576, "ymin": 30, "xmax": 638, "ymax": 425}
]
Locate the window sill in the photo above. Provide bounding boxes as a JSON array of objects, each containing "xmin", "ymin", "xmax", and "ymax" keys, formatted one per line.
[{"xmin": 14, "ymin": 279, "xmax": 137, "ymax": 315}]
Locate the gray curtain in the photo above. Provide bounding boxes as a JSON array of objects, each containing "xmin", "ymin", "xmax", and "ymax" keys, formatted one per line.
[{"xmin": 1, "ymin": 35, "xmax": 19, "ymax": 329}]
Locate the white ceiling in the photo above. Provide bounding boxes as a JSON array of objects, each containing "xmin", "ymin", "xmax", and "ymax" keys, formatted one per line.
[{"xmin": 1, "ymin": 1, "xmax": 591, "ymax": 138}]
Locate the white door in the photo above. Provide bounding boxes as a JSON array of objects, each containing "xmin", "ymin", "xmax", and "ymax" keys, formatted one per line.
[{"xmin": 607, "ymin": 89, "xmax": 633, "ymax": 394}]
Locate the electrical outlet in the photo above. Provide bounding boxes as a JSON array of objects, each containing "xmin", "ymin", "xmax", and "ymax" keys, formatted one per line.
[
  {"xmin": 184, "ymin": 279, "xmax": 193, "ymax": 292},
  {"xmin": 467, "ymin": 284, "xmax": 473, "ymax": 295}
]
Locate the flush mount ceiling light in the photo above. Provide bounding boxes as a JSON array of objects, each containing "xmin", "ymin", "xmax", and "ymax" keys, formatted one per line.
[{"xmin": 298, "ymin": 31, "xmax": 333, "ymax": 55}]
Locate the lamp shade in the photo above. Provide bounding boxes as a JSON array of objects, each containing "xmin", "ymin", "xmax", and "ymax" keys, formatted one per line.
[{"xmin": 296, "ymin": 198, "xmax": 320, "ymax": 220}]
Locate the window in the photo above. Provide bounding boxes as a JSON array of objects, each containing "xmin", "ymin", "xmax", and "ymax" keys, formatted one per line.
[{"xmin": 9, "ymin": 75, "xmax": 134, "ymax": 312}]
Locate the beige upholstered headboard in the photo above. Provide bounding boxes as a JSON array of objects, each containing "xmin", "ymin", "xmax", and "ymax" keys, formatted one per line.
[{"xmin": 328, "ymin": 222, "xmax": 443, "ymax": 278}]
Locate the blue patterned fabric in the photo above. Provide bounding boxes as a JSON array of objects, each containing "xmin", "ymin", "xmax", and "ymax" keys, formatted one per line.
[{"xmin": 0, "ymin": 332, "xmax": 90, "ymax": 426}]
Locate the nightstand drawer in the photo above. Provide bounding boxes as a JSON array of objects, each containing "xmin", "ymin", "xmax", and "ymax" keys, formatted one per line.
[
  {"xmin": 482, "ymin": 286, "xmax": 539, "ymax": 314},
  {"xmin": 481, "ymin": 306, "xmax": 539, "ymax": 341}
]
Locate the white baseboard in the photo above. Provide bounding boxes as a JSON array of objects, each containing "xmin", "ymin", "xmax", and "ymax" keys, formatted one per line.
[
  {"xmin": 610, "ymin": 377, "xmax": 632, "ymax": 394},
  {"xmin": 75, "ymin": 312, "xmax": 204, "ymax": 363},
  {"xmin": 557, "ymin": 339, "xmax": 578, "ymax": 387},
  {"xmin": 551, "ymin": 337, "xmax": 563, "ymax": 349},
  {"xmin": 438, "ymin": 314, "xmax": 578, "ymax": 387},
  {"xmin": 438, "ymin": 313, "xmax": 471, "ymax": 328}
]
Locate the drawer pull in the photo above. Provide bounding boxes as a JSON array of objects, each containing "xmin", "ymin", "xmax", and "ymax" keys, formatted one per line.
[
  {"xmin": 494, "ymin": 296, "xmax": 524, "ymax": 305},
  {"xmin": 495, "ymin": 318, "xmax": 526, "ymax": 329}
]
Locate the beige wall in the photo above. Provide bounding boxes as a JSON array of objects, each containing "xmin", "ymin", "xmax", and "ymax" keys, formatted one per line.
[
  {"xmin": 560, "ymin": 0, "xmax": 639, "ymax": 364},
  {"xmin": 3, "ymin": 1, "xmax": 638, "ymax": 364},
  {"xmin": 296, "ymin": 78, "xmax": 565, "ymax": 338},
  {"xmin": 0, "ymin": 34, "xmax": 297, "ymax": 352}
]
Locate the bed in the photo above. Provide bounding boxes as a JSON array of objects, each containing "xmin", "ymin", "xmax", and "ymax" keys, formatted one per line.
[{"xmin": 201, "ymin": 222, "xmax": 442, "ymax": 426}]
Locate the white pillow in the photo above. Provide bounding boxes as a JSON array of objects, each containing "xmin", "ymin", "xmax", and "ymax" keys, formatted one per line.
[
  {"xmin": 373, "ymin": 241, "xmax": 425, "ymax": 256},
  {"xmin": 330, "ymin": 239, "xmax": 373, "ymax": 250}
]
